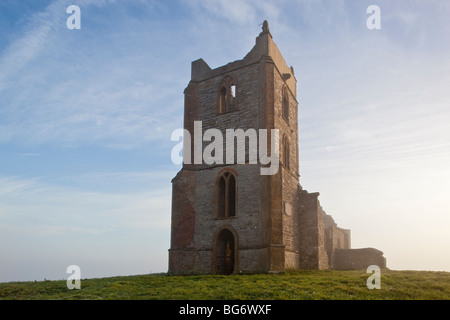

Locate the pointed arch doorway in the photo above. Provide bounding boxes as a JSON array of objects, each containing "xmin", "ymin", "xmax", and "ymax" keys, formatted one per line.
[{"xmin": 214, "ymin": 228, "xmax": 237, "ymax": 275}]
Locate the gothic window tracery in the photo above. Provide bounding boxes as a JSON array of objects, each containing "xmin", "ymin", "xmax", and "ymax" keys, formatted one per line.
[{"xmin": 216, "ymin": 171, "xmax": 237, "ymax": 218}]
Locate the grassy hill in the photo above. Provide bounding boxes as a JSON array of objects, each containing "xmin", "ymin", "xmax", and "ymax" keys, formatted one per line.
[{"xmin": 0, "ymin": 270, "xmax": 449, "ymax": 300}]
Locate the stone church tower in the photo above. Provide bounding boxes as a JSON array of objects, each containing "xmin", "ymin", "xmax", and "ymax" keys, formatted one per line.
[{"xmin": 169, "ymin": 21, "xmax": 386, "ymax": 274}]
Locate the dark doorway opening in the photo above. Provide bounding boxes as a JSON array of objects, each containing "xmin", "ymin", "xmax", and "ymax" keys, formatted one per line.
[{"xmin": 215, "ymin": 229, "xmax": 235, "ymax": 275}]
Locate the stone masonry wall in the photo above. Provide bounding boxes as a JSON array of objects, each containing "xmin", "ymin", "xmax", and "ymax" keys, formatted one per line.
[
  {"xmin": 333, "ymin": 248, "xmax": 387, "ymax": 270},
  {"xmin": 298, "ymin": 191, "xmax": 330, "ymax": 269},
  {"xmin": 271, "ymin": 46, "xmax": 300, "ymax": 271},
  {"xmin": 192, "ymin": 63, "xmax": 261, "ymax": 170},
  {"xmin": 168, "ymin": 169, "xmax": 196, "ymax": 275},
  {"xmin": 193, "ymin": 164, "xmax": 267, "ymax": 273},
  {"xmin": 186, "ymin": 58, "xmax": 275, "ymax": 274}
]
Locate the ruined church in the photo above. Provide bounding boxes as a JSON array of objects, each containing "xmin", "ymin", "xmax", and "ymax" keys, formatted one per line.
[{"xmin": 169, "ymin": 22, "xmax": 386, "ymax": 275}]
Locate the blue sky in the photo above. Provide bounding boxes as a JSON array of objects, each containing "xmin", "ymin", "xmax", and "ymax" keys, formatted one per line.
[{"xmin": 1, "ymin": 0, "xmax": 450, "ymax": 282}]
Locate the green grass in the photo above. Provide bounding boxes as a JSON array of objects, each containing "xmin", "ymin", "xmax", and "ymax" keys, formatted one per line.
[{"xmin": 0, "ymin": 270, "xmax": 449, "ymax": 300}]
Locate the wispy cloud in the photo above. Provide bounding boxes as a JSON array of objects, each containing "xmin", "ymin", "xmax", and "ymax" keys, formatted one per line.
[
  {"xmin": 0, "ymin": 176, "xmax": 40, "ymax": 196},
  {"xmin": 0, "ymin": 172, "xmax": 171, "ymax": 235},
  {"xmin": 0, "ymin": 0, "xmax": 184, "ymax": 149},
  {"xmin": 0, "ymin": 4, "xmax": 56, "ymax": 91}
]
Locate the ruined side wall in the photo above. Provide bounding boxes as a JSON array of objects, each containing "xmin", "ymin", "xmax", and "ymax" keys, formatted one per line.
[
  {"xmin": 333, "ymin": 248, "xmax": 387, "ymax": 270},
  {"xmin": 323, "ymin": 213, "xmax": 351, "ymax": 268},
  {"xmin": 282, "ymin": 183, "xmax": 301, "ymax": 270},
  {"xmin": 326, "ymin": 226, "xmax": 351, "ymax": 268},
  {"xmin": 316, "ymin": 205, "xmax": 329, "ymax": 269},
  {"xmin": 298, "ymin": 191, "xmax": 329, "ymax": 269}
]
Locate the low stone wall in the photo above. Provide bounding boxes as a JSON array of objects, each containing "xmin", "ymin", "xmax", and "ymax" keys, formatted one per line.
[{"xmin": 333, "ymin": 248, "xmax": 386, "ymax": 270}]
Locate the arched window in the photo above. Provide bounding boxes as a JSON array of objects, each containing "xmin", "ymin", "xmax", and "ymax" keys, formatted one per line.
[
  {"xmin": 282, "ymin": 135, "xmax": 290, "ymax": 169},
  {"xmin": 282, "ymin": 86, "xmax": 289, "ymax": 122},
  {"xmin": 218, "ymin": 76, "xmax": 237, "ymax": 114},
  {"xmin": 216, "ymin": 171, "xmax": 237, "ymax": 218}
]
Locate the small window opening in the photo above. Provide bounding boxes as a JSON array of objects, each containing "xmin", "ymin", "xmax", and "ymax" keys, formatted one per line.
[{"xmin": 282, "ymin": 87, "xmax": 289, "ymax": 121}]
